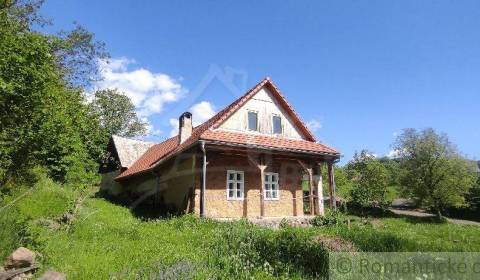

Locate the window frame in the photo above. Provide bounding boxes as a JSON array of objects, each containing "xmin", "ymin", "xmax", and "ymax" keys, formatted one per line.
[
  {"xmin": 247, "ymin": 110, "xmax": 259, "ymax": 131},
  {"xmin": 226, "ymin": 170, "xmax": 245, "ymax": 201},
  {"xmin": 264, "ymin": 172, "xmax": 280, "ymax": 201},
  {"xmin": 272, "ymin": 114, "xmax": 282, "ymax": 134}
]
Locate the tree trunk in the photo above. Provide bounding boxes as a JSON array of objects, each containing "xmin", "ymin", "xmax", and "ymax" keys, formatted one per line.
[{"xmin": 434, "ymin": 202, "xmax": 444, "ymax": 222}]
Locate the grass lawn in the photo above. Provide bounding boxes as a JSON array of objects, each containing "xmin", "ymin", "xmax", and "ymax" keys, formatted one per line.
[
  {"xmin": 2, "ymin": 182, "xmax": 480, "ymax": 279},
  {"xmin": 312, "ymin": 215, "xmax": 480, "ymax": 252}
]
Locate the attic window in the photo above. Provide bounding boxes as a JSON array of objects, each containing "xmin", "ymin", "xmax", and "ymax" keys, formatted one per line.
[
  {"xmin": 272, "ymin": 115, "xmax": 282, "ymax": 134},
  {"xmin": 248, "ymin": 111, "xmax": 258, "ymax": 131}
]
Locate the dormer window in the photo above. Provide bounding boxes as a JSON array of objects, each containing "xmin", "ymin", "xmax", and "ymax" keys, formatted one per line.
[
  {"xmin": 272, "ymin": 115, "xmax": 282, "ymax": 134},
  {"xmin": 248, "ymin": 111, "xmax": 258, "ymax": 131}
]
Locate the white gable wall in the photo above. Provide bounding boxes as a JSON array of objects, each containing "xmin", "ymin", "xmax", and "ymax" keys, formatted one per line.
[{"xmin": 218, "ymin": 87, "xmax": 306, "ymax": 140}]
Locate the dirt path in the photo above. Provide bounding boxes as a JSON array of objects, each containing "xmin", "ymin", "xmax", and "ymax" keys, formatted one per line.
[{"xmin": 389, "ymin": 208, "xmax": 480, "ymax": 226}]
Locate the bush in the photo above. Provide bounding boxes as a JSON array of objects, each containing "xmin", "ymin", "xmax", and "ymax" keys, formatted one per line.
[
  {"xmin": 311, "ymin": 209, "xmax": 344, "ymax": 227},
  {"xmin": 346, "ymin": 151, "xmax": 391, "ymax": 209}
]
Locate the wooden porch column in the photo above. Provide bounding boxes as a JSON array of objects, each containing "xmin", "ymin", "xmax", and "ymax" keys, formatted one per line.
[
  {"xmin": 308, "ymin": 167, "xmax": 315, "ymax": 215},
  {"xmin": 200, "ymin": 141, "xmax": 207, "ymax": 217},
  {"xmin": 327, "ymin": 161, "xmax": 337, "ymax": 210},
  {"xmin": 247, "ymin": 154, "xmax": 268, "ymax": 218},
  {"xmin": 259, "ymin": 156, "xmax": 267, "ymax": 217},
  {"xmin": 316, "ymin": 163, "xmax": 325, "ymax": 216},
  {"xmin": 297, "ymin": 160, "xmax": 315, "ymax": 215}
]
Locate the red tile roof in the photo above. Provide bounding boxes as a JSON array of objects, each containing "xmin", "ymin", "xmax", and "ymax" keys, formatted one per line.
[
  {"xmin": 201, "ymin": 130, "xmax": 339, "ymax": 155},
  {"xmin": 116, "ymin": 78, "xmax": 340, "ymax": 181}
]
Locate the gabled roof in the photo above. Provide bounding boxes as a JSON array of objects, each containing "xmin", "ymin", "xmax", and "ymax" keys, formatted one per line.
[
  {"xmin": 111, "ymin": 135, "xmax": 155, "ymax": 168},
  {"xmin": 209, "ymin": 77, "xmax": 317, "ymax": 142},
  {"xmin": 116, "ymin": 78, "xmax": 340, "ymax": 181}
]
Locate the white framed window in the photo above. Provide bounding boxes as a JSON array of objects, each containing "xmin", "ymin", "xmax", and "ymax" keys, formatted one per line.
[
  {"xmin": 247, "ymin": 111, "xmax": 258, "ymax": 131},
  {"xmin": 226, "ymin": 170, "xmax": 244, "ymax": 200},
  {"xmin": 264, "ymin": 172, "xmax": 279, "ymax": 200},
  {"xmin": 272, "ymin": 115, "xmax": 282, "ymax": 134}
]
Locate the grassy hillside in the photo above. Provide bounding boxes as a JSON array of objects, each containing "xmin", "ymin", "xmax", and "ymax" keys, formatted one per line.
[{"xmin": 1, "ymin": 180, "xmax": 480, "ymax": 279}]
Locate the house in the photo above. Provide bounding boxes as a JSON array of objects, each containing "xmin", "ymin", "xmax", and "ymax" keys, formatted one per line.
[{"xmin": 101, "ymin": 78, "xmax": 341, "ymax": 218}]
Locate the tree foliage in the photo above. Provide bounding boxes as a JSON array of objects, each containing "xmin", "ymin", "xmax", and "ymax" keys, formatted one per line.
[
  {"xmin": 346, "ymin": 150, "xmax": 390, "ymax": 208},
  {"xmin": 394, "ymin": 128, "xmax": 476, "ymax": 218},
  {"xmin": 90, "ymin": 89, "xmax": 147, "ymax": 139},
  {"xmin": 378, "ymin": 157, "xmax": 402, "ymax": 186},
  {"xmin": 0, "ymin": 1, "xmax": 110, "ymax": 185},
  {"xmin": 468, "ymin": 175, "xmax": 480, "ymax": 212}
]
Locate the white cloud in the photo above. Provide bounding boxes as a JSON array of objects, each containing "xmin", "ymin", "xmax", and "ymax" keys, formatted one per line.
[
  {"xmin": 142, "ymin": 117, "xmax": 162, "ymax": 137},
  {"xmin": 94, "ymin": 57, "xmax": 187, "ymax": 137},
  {"xmin": 306, "ymin": 119, "xmax": 322, "ymax": 132},
  {"xmin": 386, "ymin": 149, "xmax": 401, "ymax": 159},
  {"xmin": 169, "ymin": 101, "xmax": 216, "ymax": 137},
  {"xmin": 190, "ymin": 101, "xmax": 216, "ymax": 125},
  {"xmin": 169, "ymin": 118, "xmax": 179, "ymax": 137},
  {"xmin": 98, "ymin": 57, "xmax": 135, "ymax": 71}
]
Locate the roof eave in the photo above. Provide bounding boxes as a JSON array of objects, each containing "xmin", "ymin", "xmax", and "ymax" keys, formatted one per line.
[{"xmin": 203, "ymin": 139, "xmax": 341, "ymax": 159}]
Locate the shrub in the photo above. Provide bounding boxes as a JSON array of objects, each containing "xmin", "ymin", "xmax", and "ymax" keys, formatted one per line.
[
  {"xmin": 311, "ymin": 209, "xmax": 344, "ymax": 227},
  {"xmin": 346, "ymin": 150, "xmax": 391, "ymax": 209}
]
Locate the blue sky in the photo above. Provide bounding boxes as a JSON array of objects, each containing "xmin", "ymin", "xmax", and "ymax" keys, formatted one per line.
[{"xmin": 40, "ymin": 0, "xmax": 480, "ymax": 163}]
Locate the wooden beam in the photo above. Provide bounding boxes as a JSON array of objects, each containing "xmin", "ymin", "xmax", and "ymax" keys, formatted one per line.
[
  {"xmin": 297, "ymin": 160, "xmax": 315, "ymax": 215},
  {"xmin": 308, "ymin": 168, "xmax": 316, "ymax": 215},
  {"xmin": 0, "ymin": 265, "xmax": 38, "ymax": 280},
  {"xmin": 249, "ymin": 153, "xmax": 269, "ymax": 218},
  {"xmin": 327, "ymin": 162, "xmax": 337, "ymax": 210},
  {"xmin": 316, "ymin": 163, "xmax": 325, "ymax": 216},
  {"xmin": 206, "ymin": 143, "xmax": 337, "ymax": 162},
  {"xmin": 200, "ymin": 141, "xmax": 207, "ymax": 217},
  {"xmin": 259, "ymin": 155, "xmax": 267, "ymax": 217}
]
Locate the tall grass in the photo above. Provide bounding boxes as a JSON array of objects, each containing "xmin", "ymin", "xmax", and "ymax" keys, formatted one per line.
[
  {"xmin": 208, "ymin": 221, "xmax": 328, "ymax": 279},
  {"xmin": 0, "ymin": 173, "xmax": 80, "ymax": 260},
  {"xmin": 2, "ymin": 175, "xmax": 480, "ymax": 279}
]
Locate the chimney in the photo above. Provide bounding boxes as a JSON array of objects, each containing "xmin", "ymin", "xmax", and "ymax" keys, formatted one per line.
[{"xmin": 179, "ymin": 112, "xmax": 193, "ymax": 144}]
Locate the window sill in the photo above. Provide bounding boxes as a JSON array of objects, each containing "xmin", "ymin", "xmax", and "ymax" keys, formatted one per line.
[{"xmin": 226, "ymin": 198, "xmax": 245, "ymax": 201}]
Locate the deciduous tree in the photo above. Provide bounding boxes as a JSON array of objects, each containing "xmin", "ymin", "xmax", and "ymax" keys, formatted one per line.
[
  {"xmin": 90, "ymin": 88, "xmax": 147, "ymax": 139},
  {"xmin": 346, "ymin": 150, "xmax": 390, "ymax": 208},
  {"xmin": 393, "ymin": 128, "xmax": 476, "ymax": 219}
]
